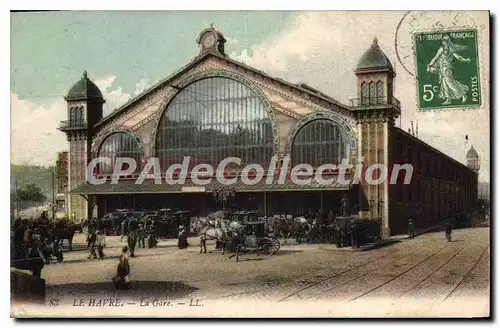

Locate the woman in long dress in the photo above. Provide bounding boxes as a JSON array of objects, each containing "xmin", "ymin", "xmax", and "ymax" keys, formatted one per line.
[
  {"xmin": 113, "ymin": 246, "xmax": 131, "ymax": 289},
  {"xmin": 427, "ymin": 35, "xmax": 472, "ymax": 105}
]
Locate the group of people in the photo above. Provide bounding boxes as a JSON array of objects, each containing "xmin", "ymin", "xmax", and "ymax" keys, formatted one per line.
[
  {"xmin": 408, "ymin": 212, "xmax": 462, "ymax": 242},
  {"xmin": 331, "ymin": 219, "xmax": 362, "ymax": 249}
]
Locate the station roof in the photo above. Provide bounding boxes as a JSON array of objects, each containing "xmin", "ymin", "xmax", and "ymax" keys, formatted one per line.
[{"xmin": 70, "ymin": 177, "xmax": 351, "ymax": 195}]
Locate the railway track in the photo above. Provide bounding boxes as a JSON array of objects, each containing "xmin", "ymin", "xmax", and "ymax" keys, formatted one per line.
[
  {"xmin": 442, "ymin": 245, "xmax": 489, "ymax": 301},
  {"xmin": 350, "ymin": 241, "xmax": 469, "ymax": 302},
  {"xmin": 278, "ymin": 241, "xmax": 455, "ymax": 302}
]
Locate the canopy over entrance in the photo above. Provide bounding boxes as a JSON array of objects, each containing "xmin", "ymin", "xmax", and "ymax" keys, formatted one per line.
[{"xmin": 70, "ymin": 177, "xmax": 352, "ymax": 195}]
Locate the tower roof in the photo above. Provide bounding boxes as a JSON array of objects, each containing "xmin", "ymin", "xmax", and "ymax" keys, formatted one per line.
[
  {"xmin": 466, "ymin": 145, "xmax": 479, "ymax": 158},
  {"xmin": 356, "ymin": 37, "xmax": 394, "ymax": 72},
  {"xmin": 65, "ymin": 71, "xmax": 105, "ymax": 102}
]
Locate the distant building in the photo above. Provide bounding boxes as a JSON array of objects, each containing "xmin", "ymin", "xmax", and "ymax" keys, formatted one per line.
[
  {"xmin": 59, "ymin": 27, "xmax": 479, "ymax": 236},
  {"xmin": 478, "ymin": 182, "xmax": 490, "ymax": 200}
]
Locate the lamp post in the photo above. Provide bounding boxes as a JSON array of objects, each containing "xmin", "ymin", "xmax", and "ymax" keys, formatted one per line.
[
  {"xmin": 213, "ymin": 187, "xmax": 236, "ymax": 218},
  {"xmin": 377, "ymin": 200, "xmax": 384, "ymax": 220},
  {"xmin": 369, "ymin": 199, "xmax": 375, "ymax": 219}
]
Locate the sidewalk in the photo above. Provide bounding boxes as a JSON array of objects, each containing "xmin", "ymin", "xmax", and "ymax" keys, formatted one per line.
[
  {"xmin": 318, "ymin": 239, "xmax": 399, "ymax": 252},
  {"xmin": 386, "ymin": 222, "xmax": 448, "ymax": 241}
]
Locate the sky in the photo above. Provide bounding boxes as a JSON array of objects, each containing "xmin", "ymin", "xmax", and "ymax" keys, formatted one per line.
[{"xmin": 10, "ymin": 11, "xmax": 490, "ymax": 182}]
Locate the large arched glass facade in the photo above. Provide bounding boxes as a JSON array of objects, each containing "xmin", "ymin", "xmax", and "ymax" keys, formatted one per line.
[
  {"xmin": 291, "ymin": 119, "xmax": 350, "ymax": 167},
  {"xmin": 155, "ymin": 77, "xmax": 274, "ymax": 169},
  {"xmin": 98, "ymin": 132, "xmax": 144, "ymax": 174}
]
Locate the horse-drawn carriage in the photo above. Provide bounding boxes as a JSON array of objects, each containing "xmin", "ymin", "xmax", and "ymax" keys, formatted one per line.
[
  {"xmin": 230, "ymin": 211, "xmax": 260, "ymax": 222},
  {"xmin": 223, "ymin": 219, "xmax": 280, "ymax": 262},
  {"xmin": 101, "ymin": 211, "xmax": 130, "ymax": 235},
  {"xmin": 154, "ymin": 210, "xmax": 191, "ymax": 239},
  {"xmin": 237, "ymin": 220, "xmax": 280, "ymax": 255}
]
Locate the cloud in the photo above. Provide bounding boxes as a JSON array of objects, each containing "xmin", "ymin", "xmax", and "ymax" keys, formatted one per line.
[
  {"xmin": 230, "ymin": 11, "xmax": 490, "ymax": 182},
  {"xmin": 10, "ymin": 75, "xmax": 146, "ymax": 166},
  {"xmin": 133, "ymin": 78, "xmax": 153, "ymax": 96},
  {"xmin": 94, "ymin": 75, "xmax": 134, "ymax": 116},
  {"xmin": 11, "ymin": 94, "xmax": 67, "ymax": 166}
]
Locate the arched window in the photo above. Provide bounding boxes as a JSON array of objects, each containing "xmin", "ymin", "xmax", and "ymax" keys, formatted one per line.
[
  {"xmin": 361, "ymin": 82, "xmax": 369, "ymax": 105},
  {"xmin": 369, "ymin": 82, "xmax": 376, "ymax": 105},
  {"xmin": 291, "ymin": 119, "xmax": 350, "ymax": 167},
  {"xmin": 69, "ymin": 107, "xmax": 75, "ymax": 124},
  {"xmin": 98, "ymin": 132, "xmax": 144, "ymax": 174},
  {"xmin": 155, "ymin": 77, "xmax": 275, "ymax": 170},
  {"xmin": 68, "ymin": 106, "xmax": 84, "ymax": 126},
  {"xmin": 376, "ymin": 80, "xmax": 384, "ymax": 104}
]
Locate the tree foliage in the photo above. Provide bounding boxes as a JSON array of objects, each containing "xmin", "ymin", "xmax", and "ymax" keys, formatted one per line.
[{"xmin": 13, "ymin": 183, "xmax": 46, "ymax": 203}]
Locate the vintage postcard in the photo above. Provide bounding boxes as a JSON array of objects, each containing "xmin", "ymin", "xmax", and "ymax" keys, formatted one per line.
[{"xmin": 10, "ymin": 10, "xmax": 490, "ymax": 318}]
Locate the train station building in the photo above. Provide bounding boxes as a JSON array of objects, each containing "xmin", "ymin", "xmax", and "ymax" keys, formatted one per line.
[{"xmin": 60, "ymin": 27, "xmax": 479, "ymax": 236}]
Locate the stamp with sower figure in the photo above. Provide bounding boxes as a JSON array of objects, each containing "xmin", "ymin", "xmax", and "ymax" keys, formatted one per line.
[{"xmin": 414, "ymin": 29, "xmax": 481, "ymax": 110}]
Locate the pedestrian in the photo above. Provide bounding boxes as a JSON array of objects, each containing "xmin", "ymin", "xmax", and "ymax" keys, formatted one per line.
[
  {"xmin": 177, "ymin": 225, "xmax": 189, "ymax": 249},
  {"xmin": 334, "ymin": 222, "xmax": 343, "ymax": 248},
  {"xmin": 127, "ymin": 228, "xmax": 138, "ymax": 257},
  {"xmin": 95, "ymin": 230, "xmax": 106, "ymax": 259},
  {"xmin": 87, "ymin": 228, "xmax": 97, "ymax": 259},
  {"xmin": 113, "ymin": 246, "xmax": 131, "ymax": 290},
  {"xmin": 148, "ymin": 222, "xmax": 157, "ymax": 248},
  {"xmin": 445, "ymin": 219, "xmax": 453, "ymax": 242},
  {"xmin": 408, "ymin": 218, "xmax": 415, "ymax": 239},
  {"xmin": 120, "ymin": 220, "xmax": 128, "ymax": 242},
  {"xmin": 138, "ymin": 223, "xmax": 146, "ymax": 248},
  {"xmin": 350, "ymin": 220, "xmax": 359, "ymax": 248}
]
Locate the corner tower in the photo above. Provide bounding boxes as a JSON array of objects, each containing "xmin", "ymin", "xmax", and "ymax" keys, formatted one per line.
[
  {"xmin": 59, "ymin": 71, "xmax": 105, "ymax": 221},
  {"xmin": 351, "ymin": 37, "xmax": 401, "ymax": 237},
  {"xmin": 466, "ymin": 145, "xmax": 480, "ymax": 172}
]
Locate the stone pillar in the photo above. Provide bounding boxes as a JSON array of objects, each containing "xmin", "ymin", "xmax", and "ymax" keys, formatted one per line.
[
  {"xmin": 67, "ymin": 132, "xmax": 89, "ymax": 222},
  {"xmin": 357, "ymin": 113, "xmax": 390, "ymax": 237}
]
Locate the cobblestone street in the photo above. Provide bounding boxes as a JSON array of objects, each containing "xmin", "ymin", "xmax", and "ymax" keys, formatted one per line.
[{"xmin": 18, "ymin": 226, "xmax": 488, "ymax": 317}]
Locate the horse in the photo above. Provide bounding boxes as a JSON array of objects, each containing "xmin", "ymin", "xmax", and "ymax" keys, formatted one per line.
[
  {"xmin": 52, "ymin": 219, "xmax": 77, "ymax": 251},
  {"xmin": 278, "ymin": 217, "xmax": 310, "ymax": 243},
  {"xmin": 73, "ymin": 219, "xmax": 88, "ymax": 234},
  {"xmin": 198, "ymin": 223, "xmax": 228, "ymax": 254}
]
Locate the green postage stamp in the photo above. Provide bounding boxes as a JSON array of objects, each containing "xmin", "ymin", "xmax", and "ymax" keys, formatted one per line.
[{"xmin": 414, "ymin": 29, "xmax": 481, "ymax": 110}]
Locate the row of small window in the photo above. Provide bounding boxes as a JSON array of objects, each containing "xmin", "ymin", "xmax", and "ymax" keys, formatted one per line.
[
  {"xmin": 68, "ymin": 106, "xmax": 85, "ymax": 123},
  {"xmin": 394, "ymin": 142, "xmax": 468, "ymax": 183},
  {"xmin": 360, "ymin": 81, "xmax": 384, "ymax": 100},
  {"xmin": 155, "ymin": 128, "xmax": 274, "ymax": 148},
  {"xmin": 394, "ymin": 180, "xmax": 462, "ymax": 203}
]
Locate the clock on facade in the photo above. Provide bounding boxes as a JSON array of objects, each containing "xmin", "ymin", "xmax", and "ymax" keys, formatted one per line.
[{"xmin": 202, "ymin": 33, "xmax": 216, "ymax": 48}]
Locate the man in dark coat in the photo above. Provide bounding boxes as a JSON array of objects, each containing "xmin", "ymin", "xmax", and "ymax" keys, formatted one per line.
[
  {"xmin": 334, "ymin": 222, "xmax": 343, "ymax": 248},
  {"xmin": 137, "ymin": 223, "xmax": 146, "ymax": 248},
  {"xmin": 445, "ymin": 219, "xmax": 453, "ymax": 242},
  {"xmin": 408, "ymin": 218, "xmax": 415, "ymax": 239},
  {"xmin": 127, "ymin": 220, "xmax": 139, "ymax": 257},
  {"xmin": 87, "ymin": 229, "xmax": 97, "ymax": 259},
  {"xmin": 455, "ymin": 211, "xmax": 461, "ymax": 229},
  {"xmin": 350, "ymin": 220, "xmax": 359, "ymax": 248}
]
